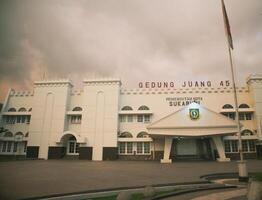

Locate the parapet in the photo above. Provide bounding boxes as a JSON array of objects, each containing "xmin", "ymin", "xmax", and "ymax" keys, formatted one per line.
[
  {"xmin": 10, "ymin": 90, "xmax": 34, "ymax": 97},
  {"xmin": 246, "ymin": 74, "xmax": 262, "ymax": 84},
  {"xmin": 83, "ymin": 78, "xmax": 121, "ymax": 86},
  {"xmin": 120, "ymin": 86, "xmax": 249, "ymax": 95},
  {"xmin": 34, "ymin": 79, "xmax": 73, "ymax": 87}
]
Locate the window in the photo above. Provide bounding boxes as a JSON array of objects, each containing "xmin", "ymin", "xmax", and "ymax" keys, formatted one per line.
[
  {"xmin": 13, "ymin": 142, "xmax": 18, "ymax": 152},
  {"xmin": 224, "ymin": 140, "xmax": 239, "ymax": 153},
  {"xmin": 72, "ymin": 107, "xmax": 82, "ymax": 111},
  {"xmin": 18, "ymin": 108, "xmax": 26, "ymax": 112},
  {"xmin": 7, "ymin": 142, "xmax": 12, "ymax": 152},
  {"xmin": 222, "ymin": 104, "xmax": 233, "ymax": 109},
  {"xmin": 231, "ymin": 141, "xmax": 238, "ymax": 152},
  {"xmin": 138, "ymin": 106, "xmax": 149, "ymax": 110},
  {"xmin": 241, "ymin": 129, "xmax": 253, "ymax": 136},
  {"xmin": 127, "ymin": 115, "xmax": 133, "ymax": 122},
  {"xmin": 70, "ymin": 115, "xmax": 82, "ymax": 124},
  {"xmin": 67, "ymin": 136, "xmax": 79, "ymax": 155},
  {"xmin": 242, "ymin": 140, "xmax": 248, "ymax": 152},
  {"xmin": 137, "ymin": 115, "xmax": 150, "ymax": 123},
  {"xmin": 24, "ymin": 141, "xmax": 27, "ymax": 153},
  {"xmin": 144, "ymin": 142, "xmax": 150, "ymax": 154},
  {"xmin": 137, "ymin": 115, "xmax": 143, "ymax": 122},
  {"xmin": 118, "ymin": 142, "xmax": 133, "ymax": 154},
  {"xmin": 239, "ymin": 113, "xmax": 252, "ymax": 121},
  {"xmin": 245, "ymin": 113, "xmax": 252, "ymax": 120},
  {"xmin": 5, "ymin": 116, "xmax": 16, "ymax": 124},
  {"xmin": 224, "ymin": 141, "xmax": 231, "ymax": 152},
  {"xmin": 137, "ymin": 142, "xmax": 143, "ymax": 154},
  {"xmin": 239, "ymin": 104, "xmax": 250, "ymax": 108},
  {"xmin": 119, "ymin": 132, "xmax": 133, "ymax": 138},
  {"xmin": 126, "ymin": 142, "xmax": 133, "ymax": 154},
  {"xmin": 224, "ymin": 140, "xmax": 256, "ymax": 153},
  {"xmin": 136, "ymin": 142, "xmax": 151, "ymax": 154},
  {"xmin": 1, "ymin": 141, "xmax": 26, "ymax": 154},
  {"xmin": 8, "ymin": 108, "xmax": 16, "ymax": 112},
  {"xmin": 120, "ymin": 115, "xmax": 126, "ymax": 122},
  {"xmin": 239, "ymin": 113, "xmax": 245, "ymax": 120},
  {"xmin": 2, "ymin": 141, "xmax": 7, "ymax": 152},
  {"xmin": 221, "ymin": 112, "xmax": 235, "ymax": 120},
  {"xmin": 144, "ymin": 115, "xmax": 150, "ymax": 123},
  {"xmin": 137, "ymin": 132, "xmax": 150, "ymax": 138},
  {"xmin": 242, "ymin": 140, "xmax": 256, "ymax": 152},
  {"xmin": 249, "ymin": 140, "xmax": 256, "ymax": 152},
  {"xmin": 121, "ymin": 106, "xmax": 133, "ymax": 111},
  {"xmin": 26, "ymin": 116, "xmax": 31, "ymax": 124},
  {"xmin": 69, "ymin": 141, "xmax": 75, "ymax": 153},
  {"xmin": 4, "ymin": 132, "xmax": 13, "ymax": 137},
  {"xmin": 21, "ymin": 116, "xmax": 26, "ymax": 123},
  {"xmin": 119, "ymin": 142, "xmax": 126, "ymax": 154},
  {"xmin": 228, "ymin": 113, "xmax": 235, "ymax": 120},
  {"xmin": 17, "ymin": 116, "xmax": 22, "ymax": 123},
  {"xmin": 5, "ymin": 116, "xmax": 11, "ymax": 124}
]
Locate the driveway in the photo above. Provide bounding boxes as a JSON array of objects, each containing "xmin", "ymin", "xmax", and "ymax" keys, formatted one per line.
[{"xmin": 0, "ymin": 160, "xmax": 261, "ymax": 200}]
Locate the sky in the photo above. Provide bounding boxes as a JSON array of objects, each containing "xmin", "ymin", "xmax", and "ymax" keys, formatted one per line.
[{"xmin": 0, "ymin": 0, "xmax": 262, "ymax": 102}]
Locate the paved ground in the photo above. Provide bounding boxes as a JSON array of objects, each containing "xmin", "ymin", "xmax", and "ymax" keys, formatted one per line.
[
  {"xmin": 164, "ymin": 188, "xmax": 247, "ymax": 200},
  {"xmin": 0, "ymin": 160, "xmax": 261, "ymax": 200}
]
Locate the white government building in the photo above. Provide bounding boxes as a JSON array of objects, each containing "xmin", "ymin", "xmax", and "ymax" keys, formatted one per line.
[{"xmin": 0, "ymin": 74, "xmax": 262, "ymax": 163}]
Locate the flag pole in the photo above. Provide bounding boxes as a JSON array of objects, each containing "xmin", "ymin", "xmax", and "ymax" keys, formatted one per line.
[
  {"xmin": 227, "ymin": 43, "xmax": 243, "ymax": 162},
  {"xmin": 221, "ymin": 0, "xmax": 248, "ymax": 182}
]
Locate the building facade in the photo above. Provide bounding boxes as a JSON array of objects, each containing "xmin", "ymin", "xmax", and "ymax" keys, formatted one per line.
[{"xmin": 0, "ymin": 74, "xmax": 262, "ymax": 162}]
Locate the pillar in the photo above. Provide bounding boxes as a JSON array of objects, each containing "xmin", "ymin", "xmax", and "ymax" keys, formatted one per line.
[
  {"xmin": 161, "ymin": 137, "xmax": 173, "ymax": 163},
  {"xmin": 212, "ymin": 136, "xmax": 230, "ymax": 162}
]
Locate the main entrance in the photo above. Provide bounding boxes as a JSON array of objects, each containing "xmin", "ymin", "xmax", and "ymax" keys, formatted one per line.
[
  {"xmin": 170, "ymin": 138, "xmax": 213, "ymax": 160},
  {"xmin": 147, "ymin": 103, "xmax": 239, "ymax": 163}
]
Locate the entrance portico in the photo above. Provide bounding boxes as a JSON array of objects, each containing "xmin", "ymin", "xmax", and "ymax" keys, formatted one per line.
[{"xmin": 147, "ymin": 103, "xmax": 239, "ymax": 163}]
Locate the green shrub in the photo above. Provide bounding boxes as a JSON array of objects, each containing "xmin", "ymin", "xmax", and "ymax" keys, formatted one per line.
[{"xmin": 252, "ymin": 173, "xmax": 262, "ymax": 182}]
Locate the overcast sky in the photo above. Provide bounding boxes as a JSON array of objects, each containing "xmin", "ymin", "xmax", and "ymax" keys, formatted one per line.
[{"xmin": 0, "ymin": 0, "xmax": 261, "ymax": 101}]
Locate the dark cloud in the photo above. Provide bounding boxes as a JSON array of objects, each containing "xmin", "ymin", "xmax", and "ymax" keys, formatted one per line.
[{"xmin": 0, "ymin": 0, "xmax": 262, "ymax": 100}]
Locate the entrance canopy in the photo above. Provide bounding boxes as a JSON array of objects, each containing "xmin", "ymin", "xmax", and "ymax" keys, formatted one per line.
[{"xmin": 147, "ymin": 103, "xmax": 239, "ymax": 137}]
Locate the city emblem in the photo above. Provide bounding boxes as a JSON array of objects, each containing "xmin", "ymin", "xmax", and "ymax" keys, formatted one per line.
[{"xmin": 189, "ymin": 108, "xmax": 200, "ymax": 120}]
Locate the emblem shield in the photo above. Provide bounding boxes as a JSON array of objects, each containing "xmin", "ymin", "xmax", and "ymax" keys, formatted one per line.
[{"xmin": 189, "ymin": 108, "xmax": 200, "ymax": 120}]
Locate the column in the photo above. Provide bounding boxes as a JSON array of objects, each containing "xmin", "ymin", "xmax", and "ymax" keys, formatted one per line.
[
  {"xmin": 212, "ymin": 136, "xmax": 230, "ymax": 162},
  {"xmin": 161, "ymin": 137, "xmax": 173, "ymax": 163}
]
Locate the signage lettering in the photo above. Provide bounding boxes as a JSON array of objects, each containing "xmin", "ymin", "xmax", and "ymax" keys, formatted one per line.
[
  {"xmin": 138, "ymin": 80, "xmax": 230, "ymax": 88},
  {"xmin": 166, "ymin": 97, "xmax": 203, "ymax": 107}
]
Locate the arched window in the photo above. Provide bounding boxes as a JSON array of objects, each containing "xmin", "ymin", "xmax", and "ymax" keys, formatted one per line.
[
  {"xmin": 28, "ymin": 108, "xmax": 32, "ymax": 112},
  {"xmin": 18, "ymin": 107, "xmax": 27, "ymax": 112},
  {"xmin": 138, "ymin": 105, "xmax": 149, "ymax": 110},
  {"xmin": 241, "ymin": 129, "xmax": 254, "ymax": 136},
  {"xmin": 119, "ymin": 132, "xmax": 133, "ymax": 138},
  {"xmin": 69, "ymin": 135, "xmax": 76, "ymax": 141},
  {"xmin": 15, "ymin": 132, "xmax": 24, "ymax": 137},
  {"xmin": 137, "ymin": 132, "xmax": 150, "ymax": 138},
  {"xmin": 72, "ymin": 107, "xmax": 82, "ymax": 111},
  {"xmin": 222, "ymin": 104, "xmax": 233, "ymax": 109},
  {"xmin": 14, "ymin": 132, "xmax": 24, "ymax": 140},
  {"xmin": 8, "ymin": 108, "xmax": 16, "ymax": 112},
  {"xmin": 239, "ymin": 104, "xmax": 250, "ymax": 109},
  {"xmin": 121, "ymin": 106, "xmax": 133, "ymax": 111},
  {"xmin": 0, "ymin": 127, "xmax": 5, "ymax": 133},
  {"xmin": 4, "ymin": 132, "xmax": 13, "ymax": 137}
]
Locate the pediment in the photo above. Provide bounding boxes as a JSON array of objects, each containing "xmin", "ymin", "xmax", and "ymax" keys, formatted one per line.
[{"xmin": 147, "ymin": 103, "xmax": 239, "ymax": 136}]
